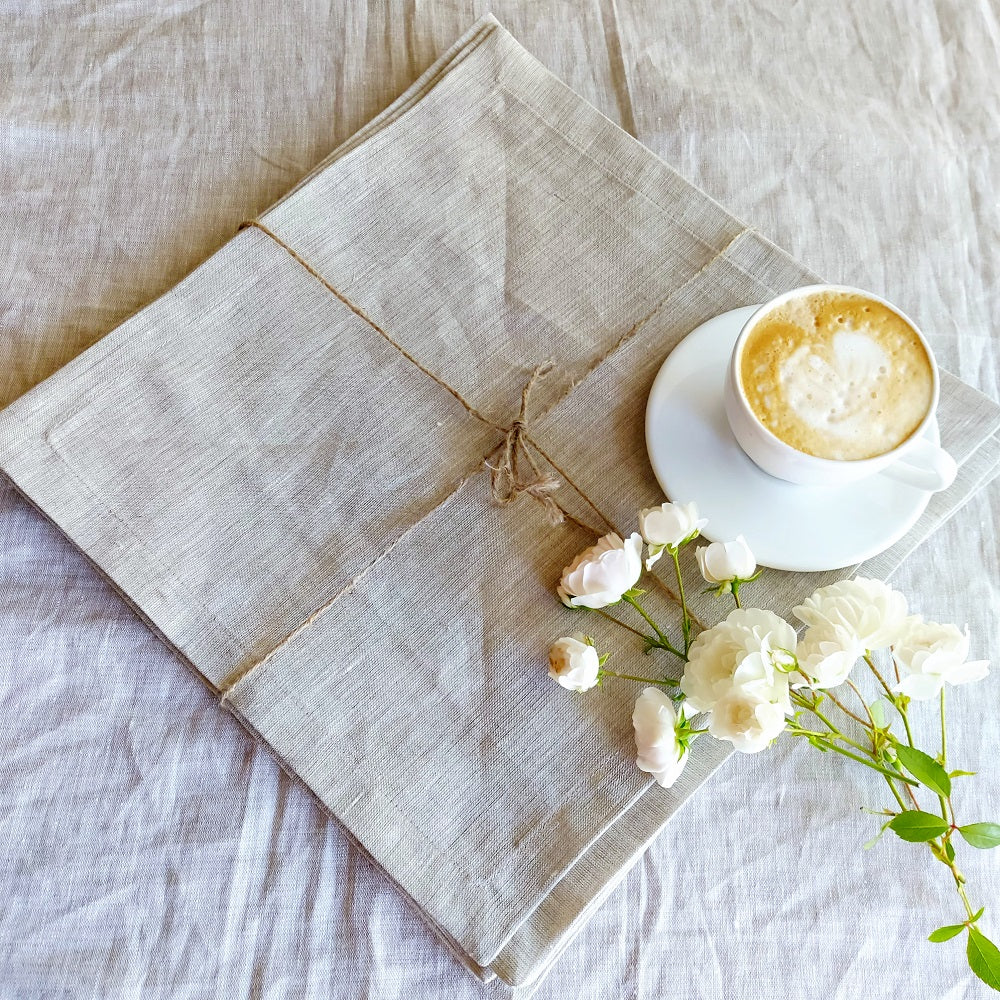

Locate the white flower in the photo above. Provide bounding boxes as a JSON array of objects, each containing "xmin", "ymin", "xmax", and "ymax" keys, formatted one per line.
[
  {"xmin": 709, "ymin": 688, "xmax": 788, "ymax": 753},
  {"xmin": 731, "ymin": 641, "xmax": 792, "ymax": 714},
  {"xmin": 557, "ymin": 532, "xmax": 643, "ymax": 609},
  {"xmin": 632, "ymin": 687, "xmax": 689, "ymax": 787},
  {"xmin": 793, "ymin": 577, "xmax": 908, "ymax": 652},
  {"xmin": 892, "ymin": 620, "xmax": 990, "ymax": 701},
  {"xmin": 680, "ymin": 608, "xmax": 797, "ymax": 714},
  {"xmin": 548, "ymin": 634, "xmax": 602, "ymax": 692},
  {"xmin": 696, "ymin": 536, "xmax": 756, "ymax": 587},
  {"xmin": 792, "ymin": 625, "xmax": 864, "ymax": 690},
  {"xmin": 639, "ymin": 501, "xmax": 707, "ymax": 568}
]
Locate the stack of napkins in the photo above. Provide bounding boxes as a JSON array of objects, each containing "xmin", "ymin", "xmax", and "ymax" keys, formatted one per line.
[{"xmin": 1, "ymin": 15, "xmax": 997, "ymax": 989}]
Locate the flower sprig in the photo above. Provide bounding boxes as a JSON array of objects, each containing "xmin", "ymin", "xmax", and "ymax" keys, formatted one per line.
[{"xmin": 546, "ymin": 500, "xmax": 1000, "ymax": 991}]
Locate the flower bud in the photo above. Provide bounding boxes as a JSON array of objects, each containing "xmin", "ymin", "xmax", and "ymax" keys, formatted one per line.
[
  {"xmin": 548, "ymin": 634, "xmax": 601, "ymax": 691},
  {"xmin": 696, "ymin": 535, "xmax": 756, "ymax": 587},
  {"xmin": 638, "ymin": 502, "xmax": 707, "ymax": 568}
]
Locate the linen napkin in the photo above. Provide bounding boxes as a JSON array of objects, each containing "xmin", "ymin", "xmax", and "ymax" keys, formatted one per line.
[{"xmin": 0, "ymin": 14, "xmax": 998, "ymax": 990}]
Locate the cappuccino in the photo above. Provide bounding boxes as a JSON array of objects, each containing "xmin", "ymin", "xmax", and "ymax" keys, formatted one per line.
[{"xmin": 738, "ymin": 290, "xmax": 934, "ymax": 461}]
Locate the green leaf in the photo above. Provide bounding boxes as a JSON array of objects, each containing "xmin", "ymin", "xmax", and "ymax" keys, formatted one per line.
[
  {"xmin": 888, "ymin": 811, "xmax": 950, "ymax": 843},
  {"xmin": 894, "ymin": 744, "xmax": 952, "ymax": 797},
  {"xmin": 973, "ymin": 908, "xmax": 986, "ymax": 924},
  {"xmin": 929, "ymin": 924, "xmax": 966, "ymax": 943},
  {"xmin": 967, "ymin": 928, "xmax": 1000, "ymax": 991},
  {"xmin": 868, "ymin": 699, "xmax": 888, "ymax": 729},
  {"xmin": 949, "ymin": 769, "xmax": 978, "ymax": 778},
  {"xmin": 959, "ymin": 823, "xmax": 1000, "ymax": 850},
  {"xmin": 945, "ymin": 839, "xmax": 956, "ymax": 863},
  {"xmin": 863, "ymin": 816, "xmax": 895, "ymax": 850}
]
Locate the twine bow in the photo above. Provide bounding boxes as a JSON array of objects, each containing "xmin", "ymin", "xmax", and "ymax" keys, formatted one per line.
[{"xmin": 488, "ymin": 364, "xmax": 563, "ymax": 525}]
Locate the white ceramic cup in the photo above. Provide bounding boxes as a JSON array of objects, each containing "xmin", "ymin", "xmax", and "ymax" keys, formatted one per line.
[{"xmin": 723, "ymin": 284, "xmax": 957, "ymax": 491}]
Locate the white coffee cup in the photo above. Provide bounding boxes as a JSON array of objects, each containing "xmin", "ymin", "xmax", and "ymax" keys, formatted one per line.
[{"xmin": 723, "ymin": 284, "xmax": 957, "ymax": 491}]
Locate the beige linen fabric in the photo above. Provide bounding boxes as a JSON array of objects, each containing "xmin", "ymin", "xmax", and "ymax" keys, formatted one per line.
[{"xmin": 2, "ymin": 7, "xmax": 1000, "ymax": 998}]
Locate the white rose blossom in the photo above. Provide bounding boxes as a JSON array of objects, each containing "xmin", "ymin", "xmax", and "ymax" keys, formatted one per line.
[
  {"xmin": 793, "ymin": 577, "xmax": 908, "ymax": 651},
  {"xmin": 557, "ymin": 532, "xmax": 643, "ymax": 609},
  {"xmin": 632, "ymin": 687, "xmax": 689, "ymax": 787},
  {"xmin": 639, "ymin": 501, "xmax": 707, "ymax": 569},
  {"xmin": 696, "ymin": 535, "xmax": 757, "ymax": 589},
  {"xmin": 680, "ymin": 607, "xmax": 797, "ymax": 714},
  {"xmin": 729, "ymin": 640, "xmax": 792, "ymax": 714},
  {"xmin": 891, "ymin": 619, "xmax": 990, "ymax": 701},
  {"xmin": 792, "ymin": 625, "xmax": 865, "ymax": 690},
  {"xmin": 709, "ymin": 688, "xmax": 789, "ymax": 753},
  {"xmin": 548, "ymin": 634, "xmax": 602, "ymax": 692}
]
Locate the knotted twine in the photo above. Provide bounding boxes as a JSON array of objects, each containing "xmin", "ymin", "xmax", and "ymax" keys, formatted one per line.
[{"xmin": 487, "ymin": 364, "xmax": 564, "ymax": 525}]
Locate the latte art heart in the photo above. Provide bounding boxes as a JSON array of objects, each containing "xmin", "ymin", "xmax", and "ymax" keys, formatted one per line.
[
  {"xmin": 739, "ymin": 292, "xmax": 934, "ymax": 461},
  {"xmin": 781, "ymin": 332, "xmax": 888, "ymax": 439}
]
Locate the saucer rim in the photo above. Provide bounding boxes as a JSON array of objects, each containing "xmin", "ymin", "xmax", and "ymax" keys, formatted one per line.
[{"xmin": 644, "ymin": 305, "xmax": 936, "ymax": 573}]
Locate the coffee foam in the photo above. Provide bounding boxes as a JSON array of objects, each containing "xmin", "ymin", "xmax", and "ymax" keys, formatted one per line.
[{"xmin": 738, "ymin": 291, "xmax": 934, "ymax": 461}]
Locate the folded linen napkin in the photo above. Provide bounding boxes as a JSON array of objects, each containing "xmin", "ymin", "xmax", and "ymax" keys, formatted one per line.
[{"xmin": 0, "ymin": 14, "xmax": 998, "ymax": 990}]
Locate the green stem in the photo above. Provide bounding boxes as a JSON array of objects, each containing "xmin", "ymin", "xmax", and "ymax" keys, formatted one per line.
[
  {"xmin": 593, "ymin": 607, "xmax": 650, "ymax": 641},
  {"xmin": 669, "ymin": 548, "xmax": 691, "ymax": 654},
  {"xmin": 900, "ymin": 708, "xmax": 915, "ymax": 747},
  {"xmin": 788, "ymin": 728, "xmax": 919, "ymax": 785},
  {"xmin": 732, "ymin": 588, "xmax": 742, "ymax": 609},
  {"xmin": 790, "ymin": 692, "xmax": 873, "ymax": 757},
  {"xmin": 956, "ymin": 884, "xmax": 975, "ymax": 921},
  {"xmin": 903, "ymin": 781, "xmax": 922, "ymax": 811},
  {"xmin": 942, "ymin": 795, "xmax": 955, "ymax": 827},
  {"xmin": 926, "ymin": 726, "xmax": 976, "ymax": 924},
  {"xmin": 883, "ymin": 773, "xmax": 908, "ymax": 812},
  {"xmin": 622, "ymin": 594, "xmax": 685, "ymax": 660},
  {"xmin": 599, "ymin": 669, "xmax": 677, "ymax": 687},
  {"xmin": 827, "ymin": 685, "xmax": 872, "ymax": 730},
  {"xmin": 936, "ymin": 690, "xmax": 950, "ymax": 824},
  {"xmin": 864, "ymin": 653, "xmax": 915, "ymax": 745},
  {"xmin": 940, "ymin": 687, "xmax": 947, "ymax": 767},
  {"xmin": 864, "ymin": 653, "xmax": 896, "ymax": 701},
  {"xmin": 841, "ymin": 682, "xmax": 908, "ymax": 812},
  {"xmin": 844, "ymin": 679, "xmax": 878, "ymax": 729},
  {"xmin": 935, "ymin": 842, "xmax": 975, "ymax": 921}
]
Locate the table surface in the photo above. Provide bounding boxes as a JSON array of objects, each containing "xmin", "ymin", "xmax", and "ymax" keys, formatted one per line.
[{"xmin": 2, "ymin": 2, "xmax": 998, "ymax": 997}]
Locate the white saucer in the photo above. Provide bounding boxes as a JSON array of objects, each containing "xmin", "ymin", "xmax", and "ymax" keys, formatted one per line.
[{"xmin": 645, "ymin": 306, "xmax": 937, "ymax": 572}]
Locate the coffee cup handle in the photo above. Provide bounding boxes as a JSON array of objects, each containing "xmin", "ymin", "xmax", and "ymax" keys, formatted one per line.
[{"xmin": 880, "ymin": 438, "xmax": 957, "ymax": 492}]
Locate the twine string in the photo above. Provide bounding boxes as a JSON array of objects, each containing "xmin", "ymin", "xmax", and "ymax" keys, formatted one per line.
[
  {"xmin": 218, "ymin": 212, "xmax": 742, "ymax": 693},
  {"xmin": 487, "ymin": 364, "xmax": 563, "ymax": 524},
  {"xmin": 237, "ymin": 220, "xmax": 568, "ymax": 523}
]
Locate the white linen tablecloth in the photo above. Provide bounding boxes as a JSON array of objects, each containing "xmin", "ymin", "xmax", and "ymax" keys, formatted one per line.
[{"xmin": 2, "ymin": 2, "xmax": 998, "ymax": 997}]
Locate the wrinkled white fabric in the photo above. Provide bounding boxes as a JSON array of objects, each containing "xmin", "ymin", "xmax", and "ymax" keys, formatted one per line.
[{"xmin": 1, "ymin": 3, "xmax": 998, "ymax": 999}]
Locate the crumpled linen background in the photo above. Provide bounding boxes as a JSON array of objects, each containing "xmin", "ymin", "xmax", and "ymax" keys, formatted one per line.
[{"xmin": 1, "ymin": 2, "xmax": 998, "ymax": 998}]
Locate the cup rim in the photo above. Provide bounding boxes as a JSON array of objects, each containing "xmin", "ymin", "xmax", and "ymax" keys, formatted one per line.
[{"xmin": 730, "ymin": 283, "xmax": 941, "ymax": 468}]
